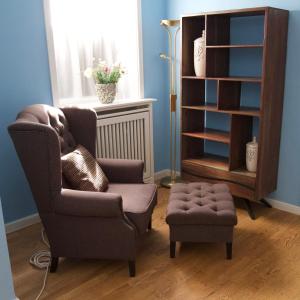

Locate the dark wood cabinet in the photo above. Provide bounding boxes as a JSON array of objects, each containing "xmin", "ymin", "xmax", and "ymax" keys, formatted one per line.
[{"xmin": 180, "ymin": 7, "xmax": 289, "ymax": 201}]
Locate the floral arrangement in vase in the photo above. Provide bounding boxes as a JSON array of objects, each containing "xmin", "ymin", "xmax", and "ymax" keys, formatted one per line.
[{"xmin": 84, "ymin": 60, "xmax": 125, "ymax": 104}]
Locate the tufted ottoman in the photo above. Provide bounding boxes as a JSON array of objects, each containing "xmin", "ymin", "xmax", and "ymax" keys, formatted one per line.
[{"xmin": 166, "ymin": 182, "xmax": 237, "ymax": 259}]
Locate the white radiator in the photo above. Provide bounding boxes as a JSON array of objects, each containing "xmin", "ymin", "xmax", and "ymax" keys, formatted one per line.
[{"xmin": 95, "ymin": 101, "xmax": 154, "ymax": 183}]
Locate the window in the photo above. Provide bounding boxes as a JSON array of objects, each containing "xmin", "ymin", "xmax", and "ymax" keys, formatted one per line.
[{"xmin": 44, "ymin": 0, "xmax": 144, "ymax": 106}]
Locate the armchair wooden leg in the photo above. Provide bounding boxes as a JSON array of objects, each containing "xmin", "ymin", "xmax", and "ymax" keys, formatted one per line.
[
  {"xmin": 50, "ymin": 257, "xmax": 59, "ymax": 273},
  {"xmin": 128, "ymin": 260, "xmax": 136, "ymax": 277},
  {"xmin": 170, "ymin": 241, "xmax": 176, "ymax": 258},
  {"xmin": 226, "ymin": 242, "xmax": 232, "ymax": 260},
  {"xmin": 148, "ymin": 218, "xmax": 152, "ymax": 231}
]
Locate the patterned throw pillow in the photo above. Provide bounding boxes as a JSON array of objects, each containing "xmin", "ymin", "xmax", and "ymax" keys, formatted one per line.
[{"xmin": 61, "ymin": 145, "xmax": 109, "ymax": 192}]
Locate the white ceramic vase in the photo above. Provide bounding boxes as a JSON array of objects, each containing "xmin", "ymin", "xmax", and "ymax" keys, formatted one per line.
[
  {"xmin": 246, "ymin": 137, "xmax": 258, "ymax": 172},
  {"xmin": 95, "ymin": 83, "xmax": 116, "ymax": 104},
  {"xmin": 194, "ymin": 30, "xmax": 206, "ymax": 77}
]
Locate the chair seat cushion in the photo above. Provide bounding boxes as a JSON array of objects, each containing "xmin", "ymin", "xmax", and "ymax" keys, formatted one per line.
[
  {"xmin": 107, "ymin": 183, "xmax": 157, "ymax": 234},
  {"xmin": 166, "ymin": 182, "xmax": 237, "ymax": 226}
]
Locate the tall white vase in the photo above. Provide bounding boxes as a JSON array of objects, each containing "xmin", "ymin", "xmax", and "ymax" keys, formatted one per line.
[
  {"xmin": 194, "ymin": 30, "xmax": 206, "ymax": 77},
  {"xmin": 246, "ymin": 137, "xmax": 258, "ymax": 172}
]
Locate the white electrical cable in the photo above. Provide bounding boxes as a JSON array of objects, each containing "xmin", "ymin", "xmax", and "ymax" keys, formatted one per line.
[{"xmin": 29, "ymin": 229, "xmax": 51, "ymax": 300}]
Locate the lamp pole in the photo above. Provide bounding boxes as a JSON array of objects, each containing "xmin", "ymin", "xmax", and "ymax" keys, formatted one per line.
[{"xmin": 160, "ymin": 19, "xmax": 183, "ymax": 188}]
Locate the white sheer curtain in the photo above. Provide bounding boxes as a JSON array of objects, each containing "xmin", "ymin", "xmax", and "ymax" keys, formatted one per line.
[{"xmin": 46, "ymin": 0, "xmax": 142, "ymax": 102}]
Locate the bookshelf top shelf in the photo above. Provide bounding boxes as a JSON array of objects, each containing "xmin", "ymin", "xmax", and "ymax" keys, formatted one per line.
[
  {"xmin": 182, "ymin": 6, "xmax": 270, "ymax": 18},
  {"xmin": 206, "ymin": 44, "xmax": 264, "ymax": 48},
  {"xmin": 182, "ymin": 76, "xmax": 262, "ymax": 83}
]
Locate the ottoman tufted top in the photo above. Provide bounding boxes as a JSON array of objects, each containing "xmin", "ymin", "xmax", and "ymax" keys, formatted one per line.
[{"xmin": 166, "ymin": 182, "xmax": 237, "ymax": 226}]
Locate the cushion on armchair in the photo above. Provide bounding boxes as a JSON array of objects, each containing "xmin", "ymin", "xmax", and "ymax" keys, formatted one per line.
[{"xmin": 61, "ymin": 144, "xmax": 109, "ymax": 192}]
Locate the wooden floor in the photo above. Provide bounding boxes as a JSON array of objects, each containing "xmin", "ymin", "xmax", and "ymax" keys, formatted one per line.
[{"xmin": 7, "ymin": 188, "xmax": 300, "ymax": 300}]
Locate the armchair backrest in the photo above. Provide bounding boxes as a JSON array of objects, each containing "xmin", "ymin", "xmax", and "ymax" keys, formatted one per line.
[{"xmin": 8, "ymin": 104, "xmax": 97, "ymax": 214}]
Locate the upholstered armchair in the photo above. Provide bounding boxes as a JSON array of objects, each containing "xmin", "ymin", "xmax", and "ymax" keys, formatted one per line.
[{"xmin": 8, "ymin": 104, "xmax": 157, "ymax": 277}]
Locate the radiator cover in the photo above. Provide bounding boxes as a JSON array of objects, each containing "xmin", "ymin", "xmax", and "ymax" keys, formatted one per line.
[{"xmin": 96, "ymin": 102, "xmax": 154, "ymax": 183}]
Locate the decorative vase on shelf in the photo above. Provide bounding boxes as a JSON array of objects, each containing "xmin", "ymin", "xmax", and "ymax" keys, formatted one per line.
[
  {"xmin": 194, "ymin": 30, "xmax": 206, "ymax": 77},
  {"xmin": 95, "ymin": 83, "xmax": 116, "ymax": 104},
  {"xmin": 246, "ymin": 137, "xmax": 258, "ymax": 172}
]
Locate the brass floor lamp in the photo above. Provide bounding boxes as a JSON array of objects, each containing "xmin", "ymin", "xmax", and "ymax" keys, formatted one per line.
[{"xmin": 160, "ymin": 19, "xmax": 182, "ymax": 188}]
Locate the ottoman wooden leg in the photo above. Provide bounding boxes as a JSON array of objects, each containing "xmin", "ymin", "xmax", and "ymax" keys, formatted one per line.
[
  {"xmin": 170, "ymin": 241, "xmax": 176, "ymax": 258},
  {"xmin": 50, "ymin": 257, "xmax": 59, "ymax": 273},
  {"xmin": 226, "ymin": 242, "xmax": 232, "ymax": 260},
  {"xmin": 128, "ymin": 260, "xmax": 136, "ymax": 277},
  {"xmin": 148, "ymin": 218, "xmax": 152, "ymax": 231}
]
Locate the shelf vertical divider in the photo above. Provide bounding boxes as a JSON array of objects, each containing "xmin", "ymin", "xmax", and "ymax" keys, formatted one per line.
[{"xmin": 229, "ymin": 115, "xmax": 253, "ymax": 170}]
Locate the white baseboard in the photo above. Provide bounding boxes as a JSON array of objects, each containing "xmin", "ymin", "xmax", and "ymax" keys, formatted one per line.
[
  {"xmin": 144, "ymin": 176, "xmax": 155, "ymax": 184},
  {"xmin": 154, "ymin": 169, "xmax": 170, "ymax": 182},
  {"xmin": 154, "ymin": 169, "xmax": 181, "ymax": 183},
  {"xmin": 5, "ymin": 213, "xmax": 40, "ymax": 234},
  {"xmin": 266, "ymin": 197, "xmax": 300, "ymax": 215}
]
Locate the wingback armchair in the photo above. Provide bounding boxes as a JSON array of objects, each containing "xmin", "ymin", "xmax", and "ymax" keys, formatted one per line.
[{"xmin": 8, "ymin": 104, "xmax": 157, "ymax": 277}]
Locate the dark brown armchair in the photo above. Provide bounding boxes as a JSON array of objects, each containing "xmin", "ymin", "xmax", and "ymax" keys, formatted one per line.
[{"xmin": 8, "ymin": 104, "xmax": 157, "ymax": 277}]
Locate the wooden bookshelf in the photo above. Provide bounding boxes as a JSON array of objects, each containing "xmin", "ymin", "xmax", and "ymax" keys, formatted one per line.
[{"xmin": 180, "ymin": 7, "xmax": 289, "ymax": 202}]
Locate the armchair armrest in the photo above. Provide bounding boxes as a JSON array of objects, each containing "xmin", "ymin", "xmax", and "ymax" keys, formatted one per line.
[
  {"xmin": 97, "ymin": 159, "xmax": 144, "ymax": 183},
  {"xmin": 55, "ymin": 189, "xmax": 123, "ymax": 218}
]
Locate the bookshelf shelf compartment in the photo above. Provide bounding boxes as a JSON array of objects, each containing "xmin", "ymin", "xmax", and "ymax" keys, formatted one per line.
[
  {"xmin": 181, "ymin": 105, "xmax": 260, "ymax": 117},
  {"xmin": 182, "ymin": 157, "xmax": 256, "ymax": 178},
  {"xmin": 231, "ymin": 168, "xmax": 256, "ymax": 178},
  {"xmin": 182, "ymin": 154, "xmax": 229, "ymax": 171},
  {"xmin": 182, "ymin": 129, "xmax": 230, "ymax": 144},
  {"xmin": 206, "ymin": 44, "xmax": 263, "ymax": 49},
  {"xmin": 182, "ymin": 76, "xmax": 262, "ymax": 82},
  {"xmin": 181, "ymin": 7, "xmax": 288, "ymax": 202}
]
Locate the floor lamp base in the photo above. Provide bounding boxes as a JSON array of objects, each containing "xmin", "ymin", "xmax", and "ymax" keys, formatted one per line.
[{"xmin": 160, "ymin": 176, "xmax": 184, "ymax": 188}]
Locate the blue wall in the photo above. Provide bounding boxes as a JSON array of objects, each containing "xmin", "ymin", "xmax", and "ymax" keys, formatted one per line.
[
  {"xmin": 142, "ymin": 0, "xmax": 169, "ymax": 173},
  {"xmin": 0, "ymin": 0, "xmax": 169, "ymax": 223},
  {"xmin": 0, "ymin": 0, "xmax": 53, "ymax": 223},
  {"xmin": 0, "ymin": 0, "xmax": 300, "ymax": 223},
  {"xmin": 167, "ymin": 0, "xmax": 300, "ymax": 206}
]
